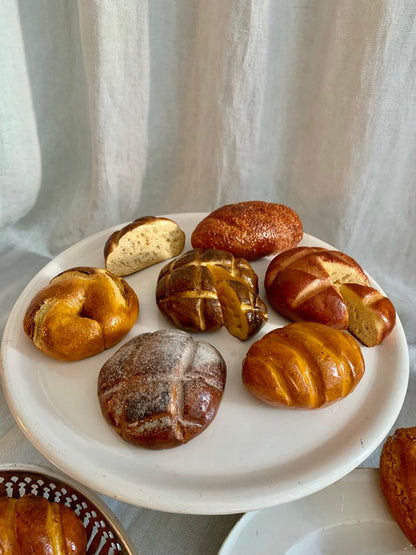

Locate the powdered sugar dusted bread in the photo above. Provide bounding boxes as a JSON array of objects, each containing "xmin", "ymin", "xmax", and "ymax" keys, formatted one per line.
[
  {"xmin": 97, "ymin": 329, "xmax": 227, "ymax": 449},
  {"xmin": 104, "ymin": 216, "xmax": 185, "ymax": 276},
  {"xmin": 191, "ymin": 201, "xmax": 303, "ymax": 260}
]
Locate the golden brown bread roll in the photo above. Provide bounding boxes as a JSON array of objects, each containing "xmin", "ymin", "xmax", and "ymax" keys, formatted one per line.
[
  {"xmin": 0, "ymin": 495, "xmax": 87, "ymax": 554},
  {"xmin": 242, "ymin": 322, "xmax": 365, "ymax": 409},
  {"xmin": 98, "ymin": 329, "xmax": 227, "ymax": 449},
  {"xmin": 23, "ymin": 266, "xmax": 139, "ymax": 361},
  {"xmin": 264, "ymin": 246, "xmax": 370, "ymax": 329},
  {"xmin": 104, "ymin": 215, "xmax": 186, "ymax": 276},
  {"xmin": 380, "ymin": 427, "xmax": 416, "ymax": 547},
  {"xmin": 156, "ymin": 248, "xmax": 268, "ymax": 340},
  {"xmin": 191, "ymin": 201, "xmax": 303, "ymax": 260}
]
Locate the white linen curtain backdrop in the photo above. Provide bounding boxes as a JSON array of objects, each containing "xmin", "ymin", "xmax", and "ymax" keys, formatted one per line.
[{"xmin": 1, "ymin": 1, "xmax": 416, "ymax": 551}]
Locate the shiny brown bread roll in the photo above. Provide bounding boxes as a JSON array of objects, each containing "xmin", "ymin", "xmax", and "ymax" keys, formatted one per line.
[
  {"xmin": 98, "ymin": 329, "xmax": 227, "ymax": 449},
  {"xmin": 23, "ymin": 266, "xmax": 139, "ymax": 361},
  {"xmin": 104, "ymin": 215, "xmax": 186, "ymax": 276},
  {"xmin": 191, "ymin": 201, "xmax": 303, "ymax": 260},
  {"xmin": 242, "ymin": 322, "xmax": 365, "ymax": 409},
  {"xmin": 380, "ymin": 427, "xmax": 416, "ymax": 547},
  {"xmin": 0, "ymin": 495, "xmax": 87, "ymax": 554},
  {"xmin": 264, "ymin": 246, "xmax": 370, "ymax": 329},
  {"xmin": 156, "ymin": 248, "xmax": 268, "ymax": 340}
]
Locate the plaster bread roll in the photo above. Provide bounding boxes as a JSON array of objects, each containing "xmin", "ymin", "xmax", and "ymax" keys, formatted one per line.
[
  {"xmin": 339, "ymin": 283, "xmax": 396, "ymax": 347},
  {"xmin": 242, "ymin": 322, "xmax": 365, "ymax": 409},
  {"xmin": 191, "ymin": 201, "xmax": 303, "ymax": 260},
  {"xmin": 380, "ymin": 427, "xmax": 416, "ymax": 547},
  {"xmin": 23, "ymin": 266, "xmax": 139, "ymax": 361},
  {"xmin": 104, "ymin": 215, "xmax": 186, "ymax": 276},
  {"xmin": 0, "ymin": 495, "xmax": 87, "ymax": 554},
  {"xmin": 156, "ymin": 248, "xmax": 268, "ymax": 340},
  {"xmin": 97, "ymin": 329, "xmax": 227, "ymax": 449},
  {"xmin": 264, "ymin": 246, "xmax": 370, "ymax": 329}
]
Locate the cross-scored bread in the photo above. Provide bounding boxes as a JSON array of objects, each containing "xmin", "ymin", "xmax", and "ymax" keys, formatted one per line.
[
  {"xmin": 97, "ymin": 329, "xmax": 226, "ymax": 449},
  {"xmin": 156, "ymin": 249, "xmax": 267, "ymax": 340},
  {"xmin": 242, "ymin": 321, "xmax": 365, "ymax": 409}
]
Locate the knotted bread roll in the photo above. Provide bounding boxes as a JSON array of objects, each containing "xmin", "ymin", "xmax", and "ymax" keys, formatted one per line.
[{"xmin": 23, "ymin": 267, "xmax": 139, "ymax": 361}]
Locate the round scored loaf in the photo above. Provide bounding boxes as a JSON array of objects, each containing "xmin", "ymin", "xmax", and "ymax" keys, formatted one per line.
[
  {"xmin": 23, "ymin": 266, "xmax": 139, "ymax": 361},
  {"xmin": 242, "ymin": 322, "xmax": 365, "ymax": 409},
  {"xmin": 97, "ymin": 329, "xmax": 227, "ymax": 449},
  {"xmin": 104, "ymin": 215, "xmax": 186, "ymax": 276},
  {"xmin": 265, "ymin": 246, "xmax": 396, "ymax": 346},
  {"xmin": 191, "ymin": 201, "xmax": 303, "ymax": 260},
  {"xmin": 264, "ymin": 246, "xmax": 370, "ymax": 329},
  {"xmin": 156, "ymin": 248, "xmax": 268, "ymax": 340},
  {"xmin": 0, "ymin": 495, "xmax": 87, "ymax": 554}
]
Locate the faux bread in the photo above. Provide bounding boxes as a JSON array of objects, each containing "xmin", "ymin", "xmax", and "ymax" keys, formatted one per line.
[
  {"xmin": 0, "ymin": 495, "xmax": 87, "ymax": 554},
  {"xmin": 156, "ymin": 248, "xmax": 268, "ymax": 340},
  {"xmin": 191, "ymin": 201, "xmax": 303, "ymax": 260},
  {"xmin": 98, "ymin": 329, "xmax": 227, "ymax": 449},
  {"xmin": 380, "ymin": 427, "xmax": 416, "ymax": 547},
  {"xmin": 339, "ymin": 283, "xmax": 396, "ymax": 347},
  {"xmin": 104, "ymin": 215, "xmax": 186, "ymax": 276},
  {"xmin": 242, "ymin": 322, "xmax": 365, "ymax": 409},
  {"xmin": 23, "ymin": 266, "xmax": 139, "ymax": 361},
  {"xmin": 264, "ymin": 246, "xmax": 370, "ymax": 329}
]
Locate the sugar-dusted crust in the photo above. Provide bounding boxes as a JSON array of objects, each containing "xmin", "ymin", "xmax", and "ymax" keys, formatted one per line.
[
  {"xmin": 97, "ymin": 329, "xmax": 227, "ymax": 449},
  {"xmin": 191, "ymin": 201, "xmax": 303, "ymax": 260}
]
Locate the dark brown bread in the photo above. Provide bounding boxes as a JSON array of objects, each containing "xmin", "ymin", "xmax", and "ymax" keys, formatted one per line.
[
  {"xmin": 23, "ymin": 267, "xmax": 139, "ymax": 361},
  {"xmin": 264, "ymin": 246, "xmax": 370, "ymax": 329},
  {"xmin": 156, "ymin": 248, "xmax": 267, "ymax": 340},
  {"xmin": 191, "ymin": 201, "xmax": 303, "ymax": 260},
  {"xmin": 0, "ymin": 495, "xmax": 87, "ymax": 554},
  {"xmin": 98, "ymin": 329, "xmax": 227, "ymax": 449},
  {"xmin": 242, "ymin": 322, "xmax": 365, "ymax": 409}
]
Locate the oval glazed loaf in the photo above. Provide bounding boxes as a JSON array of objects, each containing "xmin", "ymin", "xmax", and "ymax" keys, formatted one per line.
[
  {"xmin": 191, "ymin": 201, "xmax": 303, "ymax": 260},
  {"xmin": 242, "ymin": 321, "xmax": 365, "ymax": 409},
  {"xmin": 0, "ymin": 495, "xmax": 87, "ymax": 554},
  {"xmin": 98, "ymin": 329, "xmax": 227, "ymax": 449},
  {"xmin": 23, "ymin": 266, "xmax": 139, "ymax": 361},
  {"xmin": 156, "ymin": 248, "xmax": 268, "ymax": 340}
]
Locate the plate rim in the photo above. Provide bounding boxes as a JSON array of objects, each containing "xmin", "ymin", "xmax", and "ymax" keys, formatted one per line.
[{"xmin": 0, "ymin": 213, "xmax": 410, "ymax": 515}]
